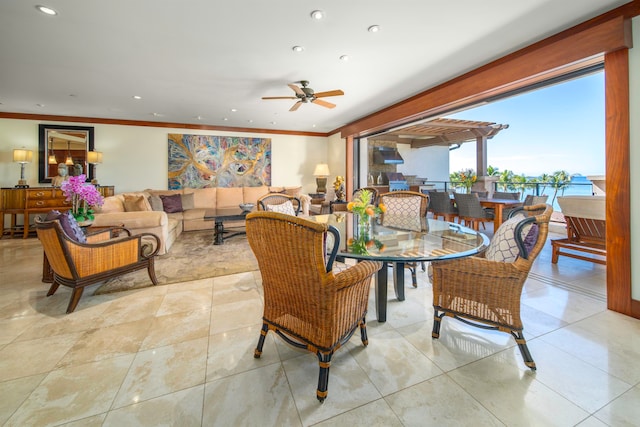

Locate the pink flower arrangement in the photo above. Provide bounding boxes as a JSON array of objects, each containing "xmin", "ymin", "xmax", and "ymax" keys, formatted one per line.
[{"xmin": 60, "ymin": 174, "xmax": 104, "ymax": 222}]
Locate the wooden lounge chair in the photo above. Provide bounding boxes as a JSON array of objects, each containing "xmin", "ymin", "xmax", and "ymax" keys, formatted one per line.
[
  {"xmin": 246, "ymin": 211, "xmax": 381, "ymax": 402},
  {"xmin": 552, "ymin": 196, "xmax": 606, "ymax": 265}
]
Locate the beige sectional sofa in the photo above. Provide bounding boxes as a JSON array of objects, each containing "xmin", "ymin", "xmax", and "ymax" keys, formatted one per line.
[{"xmin": 93, "ymin": 186, "xmax": 310, "ymax": 255}]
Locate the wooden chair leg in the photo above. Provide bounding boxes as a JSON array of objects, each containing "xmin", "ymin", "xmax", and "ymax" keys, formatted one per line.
[
  {"xmin": 66, "ymin": 287, "xmax": 84, "ymax": 313},
  {"xmin": 47, "ymin": 282, "xmax": 60, "ymax": 296},
  {"xmin": 147, "ymin": 260, "xmax": 158, "ymax": 285}
]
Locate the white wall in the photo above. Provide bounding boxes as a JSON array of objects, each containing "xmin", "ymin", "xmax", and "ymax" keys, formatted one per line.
[
  {"xmin": 0, "ymin": 118, "xmax": 329, "ymax": 194},
  {"xmin": 397, "ymin": 143, "xmax": 451, "ymax": 183},
  {"xmin": 630, "ymin": 17, "xmax": 639, "ymax": 300}
]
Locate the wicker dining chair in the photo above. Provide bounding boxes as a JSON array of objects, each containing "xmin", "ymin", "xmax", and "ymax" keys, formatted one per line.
[
  {"xmin": 257, "ymin": 193, "xmax": 301, "ymax": 215},
  {"xmin": 453, "ymin": 192, "xmax": 494, "ymax": 231},
  {"xmin": 379, "ymin": 191, "xmax": 429, "ymax": 287},
  {"xmin": 427, "ymin": 190, "xmax": 458, "ymax": 222},
  {"xmin": 246, "ymin": 211, "xmax": 381, "ymax": 402},
  {"xmin": 431, "ymin": 203, "xmax": 552, "ymax": 370},
  {"xmin": 35, "ymin": 213, "xmax": 160, "ymax": 313},
  {"xmin": 330, "ymin": 187, "xmax": 380, "ymax": 213}
]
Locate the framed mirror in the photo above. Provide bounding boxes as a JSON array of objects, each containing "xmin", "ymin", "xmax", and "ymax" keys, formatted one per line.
[{"xmin": 38, "ymin": 124, "xmax": 95, "ymax": 184}]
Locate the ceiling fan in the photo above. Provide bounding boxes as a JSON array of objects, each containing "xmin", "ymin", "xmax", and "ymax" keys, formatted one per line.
[{"xmin": 262, "ymin": 80, "xmax": 344, "ymax": 111}]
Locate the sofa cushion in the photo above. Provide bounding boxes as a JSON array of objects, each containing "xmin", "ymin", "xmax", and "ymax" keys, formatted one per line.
[
  {"xmin": 160, "ymin": 194, "xmax": 183, "ymax": 213},
  {"xmin": 148, "ymin": 195, "xmax": 164, "ymax": 211},
  {"xmin": 98, "ymin": 195, "xmax": 125, "ymax": 213},
  {"xmin": 185, "ymin": 188, "xmax": 217, "ymax": 209},
  {"xmin": 181, "ymin": 193, "xmax": 195, "ymax": 210},
  {"xmin": 124, "ymin": 194, "xmax": 150, "ymax": 212},
  {"xmin": 216, "ymin": 187, "xmax": 244, "ymax": 208},
  {"xmin": 243, "ymin": 186, "xmax": 269, "ymax": 205}
]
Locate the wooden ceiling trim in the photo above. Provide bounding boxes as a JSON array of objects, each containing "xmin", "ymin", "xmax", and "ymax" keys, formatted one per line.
[{"xmin": 340, "ymin": 16, "xmax": 630, "ymax": 138}]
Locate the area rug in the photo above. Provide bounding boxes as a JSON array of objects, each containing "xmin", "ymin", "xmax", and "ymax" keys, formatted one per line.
[{"xmin": 94, "ymin": 230, "xmax": 258, "ymax": 294}]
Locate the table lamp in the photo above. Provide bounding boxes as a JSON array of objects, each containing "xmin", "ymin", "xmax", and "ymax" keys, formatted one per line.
[
  {"xmin": 87, "ymin": 150, "xmax": 103, "ymax": 185},
  {"xmin": 313, "ymin": 163, "xmax": 330, "ymax": 193},
  {"xmin": 13, "ymin": 148, "xmax": 33, "ymax": 188}
]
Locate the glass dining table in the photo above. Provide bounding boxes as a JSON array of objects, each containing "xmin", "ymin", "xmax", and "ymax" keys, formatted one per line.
[{"xmin": 309, "ymin": 212, "xmax": 490, "ymax": 322}]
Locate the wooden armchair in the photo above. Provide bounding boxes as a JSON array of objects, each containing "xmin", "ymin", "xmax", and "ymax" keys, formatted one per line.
[
  {"xmin": 552, "ymin": 196, "xmax": 606, "ymax": 265},
  {"xmin": 257, "ymin": 193, "xmax": 301, "ymax": 216},
  {"xmin": 36, "ymin": 216, "xmax": 160, "ymax": 313},
  {"xmin": 246, "ymin": 211, "xmax": 381, "ymax": 402},
  {"xmin": 431, "ymin": 204, "xmax": 552, "ymax": 370}
]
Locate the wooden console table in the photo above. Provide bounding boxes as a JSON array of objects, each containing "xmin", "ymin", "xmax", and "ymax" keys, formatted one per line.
[{"xmin": 0, "ymin": 186, "xmax": 114, "ymax": 238}]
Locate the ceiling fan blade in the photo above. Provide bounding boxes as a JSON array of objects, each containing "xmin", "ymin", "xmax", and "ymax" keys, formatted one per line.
[
  {"xmin": 289, "ymin": 101, "xmax": 303, "ymax": 111},
  {"xmin": 313, "ymin": 89, "xmax": 344, "ymax": 98},
  {"xmin": 262, "ymin": 96, "xmax": 297, "ymax": 100},
  {"xmin": 312, "ymin": 98, "xmax": 336, "ymax": 109},
  {"xmin": 288, "ymin": 83, "xmax": 305, "ymax": 96}
]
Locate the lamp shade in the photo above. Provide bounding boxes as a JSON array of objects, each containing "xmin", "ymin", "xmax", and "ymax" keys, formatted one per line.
[
  {"xmin": 87, "ymin": 151, "xmax": 103, "ymax": 164},
  {"xmin": 13, "ymin": 149, "xmax": 33, "ymax": 163},
  {"xmin": 313, "ymin": 163, "xmax": 330, "ymax": 176}
]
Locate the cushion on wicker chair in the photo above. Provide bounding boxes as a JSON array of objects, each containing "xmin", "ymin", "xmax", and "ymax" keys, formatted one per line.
[
  {"xmin": 485, "ymin": 214, "xmax": 533, "ymax": 262},
  {"xmin": 382, "ymin": 195, "xmax": 421, "ymax": 216},
  {"xmin": 266, "ymin": 200, "xmax": 296, "ymax": 216}
]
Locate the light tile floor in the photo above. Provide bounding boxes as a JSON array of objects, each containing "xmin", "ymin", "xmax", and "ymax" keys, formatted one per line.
[{"xmin": 1, "ymin": 228, "xmax": 638, "ymax": 427}]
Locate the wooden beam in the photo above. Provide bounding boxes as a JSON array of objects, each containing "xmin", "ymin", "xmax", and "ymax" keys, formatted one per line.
[
  {"xmin": 340, "ymin": 17, "xmax": 630, "ymax": 138},
  {"xmin": 605, "ymin": 48, "xmax": 633, "ymax": 316}
]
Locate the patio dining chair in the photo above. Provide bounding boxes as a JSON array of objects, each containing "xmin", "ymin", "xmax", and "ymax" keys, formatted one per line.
[
  {"xmin": 379, "ymin": 191, "xmax": 429, "ymax": 287},
  {"xmin": 246, "ymin": 211, "xmax": 381, "ymax": 402},
  {"xmin": 431, "ymin": 203, "xmax": 553, "ymax": 370},
  {"xmin": 330, "ymin": 187, "xmax": 380, "ymax": 213},
  {"xmin": 492, "ymin": 191, "xmax": 521, "ymax": 200},
  {"xmin": 453, "ymin": 192, "xmax": 494, "ymax": 231},
  {"xmin": 426, "ymin": 190, "xmax": 458, "ymax": 222}
]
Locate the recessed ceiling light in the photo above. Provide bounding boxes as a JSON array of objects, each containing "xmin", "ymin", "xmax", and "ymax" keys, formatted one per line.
[
  {"xmin": 247, "ymin": 119, "xmax": 253, "ymax": 123},
  {"xmin": 223, "ymin": 117, "xmax": 228, "ymax": 121},
  {"xmin": 36, "ymin": 5, "xmax": 57, "ymax": 15},
  {"xmin": 152, "ymin": 112, "xmax": 163, "ymax": 117},
  {"xmin": 270, "ymin": 121, "xmax": 277, "ymax": 125},
  {"xmin": 196, "ymin": 115, "xmax": 203, "ymax": 120},
  {"xmin": 368, "ymin": 25, "xmax": 380, "ymax": 33},
  {"xmin": 310, "ymin": 10, "xmax": 324, "ymax": 20},
  {"xmin": 230, "ymin": 108, "xmax": 237, "ymax": 112},
  {"xmin": 339, "ymin": 55, "xmax": 349, "ymax": 61},
  {"xmin": 36, "ymin": 103, "xmax": 45, "ymax": 107},
  {"xmin": 312, "ymin": 124, "xmax": 316, "ymax": 128},
  {"xmin": 132, "ymin": 95, "xmax": 142, "ymax": 100},
  {"xmin": 292, "ymin": 46, "xmax": 304, "ymax": 52}
]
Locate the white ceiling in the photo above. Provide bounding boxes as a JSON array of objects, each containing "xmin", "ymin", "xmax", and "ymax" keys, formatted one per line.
[{"xmin": 0, "ymin": 0, "xmax": 630, "ymax": 134}]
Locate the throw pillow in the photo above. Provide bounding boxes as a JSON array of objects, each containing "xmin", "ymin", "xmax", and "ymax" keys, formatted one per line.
[
  {"xmin": 148, "ymin": 195, "xmax": 164, "ymax": 211},
  {"xmin": 266, "ymin": 200, "xmax": 296, "ymax": 216},
  {"xmin": 381, "ymin": 196, "xmax": 421, "ymax": 216},
  {"xmin": 46, "ymin": 210, "xmax": 87, "ymax": 243},
  {"xmin": 123, "ymin": 194, "xmax": 150, "ymax": 212},
  {"xmin": 522, "ymin": 223, "xmax": 539, "ymax": 254},
  {"xmin": 485, "ymin": 214, "xmax": 533, "ymax": 263},
  {"xmin": 160, "ymin": 194, "xmax": 183, "ymax": 213},
  {"xmin": 180, "ymin": 193, "xmax": 195, "ymax": 210}
]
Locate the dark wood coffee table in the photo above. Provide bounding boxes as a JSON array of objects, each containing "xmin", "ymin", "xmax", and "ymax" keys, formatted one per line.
[{"xmin": 204, "ymin": 208, "xmax": 253, "ymax": 245}]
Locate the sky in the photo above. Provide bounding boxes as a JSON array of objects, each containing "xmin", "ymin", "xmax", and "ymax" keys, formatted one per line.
[{"xmin": 447, "ymin": 71, "xmax": 605, "ymax": 177}]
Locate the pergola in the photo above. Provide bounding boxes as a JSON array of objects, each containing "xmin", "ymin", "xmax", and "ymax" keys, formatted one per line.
[{"xmin": 368, "ymin": 117, "xmax": 509, "ymax": 175}]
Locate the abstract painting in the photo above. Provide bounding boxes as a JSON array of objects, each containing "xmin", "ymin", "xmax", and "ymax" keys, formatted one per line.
[{"xmin": 168, "ymin": 134, "xmax": 271, "ymax": 189}]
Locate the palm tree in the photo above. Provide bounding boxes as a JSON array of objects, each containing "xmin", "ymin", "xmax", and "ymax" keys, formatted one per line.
[
  {"xmin": 538, "ymin": 173, "xmax": 552, "ymax": 195},
  {"xmin": 498, "ymin": 170, "xmax": 514, "ymax": 191},
  {"xmin": 486, "ymin": 165, "xmax": 500, "ymax": 176},
  {"xmin": 549, "ymin": 170, "xmax": 572, "ymax": 204},
  {"xmin": 512, "ymin": 174, "xmax": 528, "ymax": 199}
]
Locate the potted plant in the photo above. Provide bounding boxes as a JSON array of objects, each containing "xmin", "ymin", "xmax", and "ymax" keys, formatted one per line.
[{"xmin": 60, "ymin": 174, "xmax": 104, "ymax": 225}]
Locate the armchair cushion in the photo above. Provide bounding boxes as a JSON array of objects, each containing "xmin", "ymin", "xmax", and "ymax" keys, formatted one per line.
[
  {"xmin": 485, "ymin": 214, "xmax": 533, "ymax": 262},
  {"xmin": 45, "ymin": 210, "xmax": 87, "ymax": 243},
  {"xmin": 266, "ymin": 200, "xmax": 296, "ymax": 216}
]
